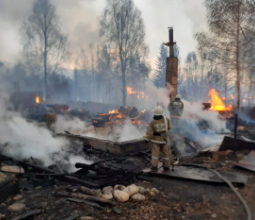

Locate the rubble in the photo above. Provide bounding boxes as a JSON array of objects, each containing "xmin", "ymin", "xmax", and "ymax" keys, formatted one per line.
[
  {"xmin": 114, "ymin": 185, "xmax": 126, "ymax": 191},
  {"xmin": 235, "ymin": 151, "xmax": 255, "ymax": 173},
  {"xmin": 0, "ymin": 172, "xmax": 19, "ymax": 203},
  {"xmin": 122, "ymin": 184, "xmax": 139, "ymax": 196},
  {"xmin": 0, "ymin": 112, "xmax": 255, "ymax": 219},
  {"xmin": 64, "ymin": 215, "xmax": 80, "ymax": 220},
  {"xmin": 67, "ymin": 198, "xmax": 105, "ymax": 210},
  {"xmin": 0, "ymin": 146, "xmax": 254, "ymax": 219},
  {"xmin": 8, "ymin": 203, "xmax": 26, "ymax": 212},
  {"xmin": 55, "ymin": 191, "xmax": 114, "ymax": 205},
  {"xmin": 150, "ymin": 188, "xmax": 159, "ymax": 194},
  {"xmin": 102, "ymin": 186, "xmax": 113, "ymax": 194},
  {"xmin": 113, "ymin": 190, "xmax": 129, "ymax": 202},
  {"xmin": 1, "ymin": 166, "xmax": 24, "ymax": 174},
  {"xmin": 138, "ymin": 186, "xmax": 146, "ymax": 194},
  {"xmin": 12, "ymin": 210, "xmax": 41, "ymax": 220},
  {"xmin": 143, "ymin": 165, "xmax": 248, "ymax": 185},
  {"xmin": 13, "ymin": 195, "xmax": 23, "ymax": 201},
  {"xmin": 80, "ymin": 217, "xmax": 94, "ymax": 220},
  {"xmin": 131, "ymin": 193, "xmax": 145, "ymax": 201},
  {"xmin": 102, "ymin": 192, "xmax": 113, "ymax": 200},
  {"xmin": 219, "ymin": 136, "xmax": 255, "ymax": 151}
]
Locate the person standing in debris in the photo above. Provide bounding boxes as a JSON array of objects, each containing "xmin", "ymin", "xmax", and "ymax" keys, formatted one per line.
[
  {"xmin": 168, "ymin": 94, "xmax": 184, "ymax": 133},
  {"xmin": 145, "ymin": 106, "xmax": 173, "ymax": 171}
]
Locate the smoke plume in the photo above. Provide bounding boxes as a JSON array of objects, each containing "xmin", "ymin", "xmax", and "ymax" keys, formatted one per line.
[
  {"xmin": 181, "ymin": 101, "xmax": 228, "ymax": 150},
  {"xmin": 0, "ymin": 93, "xmax": 69, "ymax": 166}
]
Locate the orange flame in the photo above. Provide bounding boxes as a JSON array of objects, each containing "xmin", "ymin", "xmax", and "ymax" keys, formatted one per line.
[
  {"xmin": 109, "ymin": 109, "xmax": 119, "ymax": 114},
  {"xmin": 132, "ymin": 120, "xmax": 141, "ymax": 125},
  {"xmin": 126, "ymin": 86, "xmax": 148, "ymax": 101},
  {"xmin": 35, "ymin": 96, "xmax": 40, "ymax": 104},
  {"xmin": 127, "ymin": 87, "xmax": 137, "ymax": 95},
  {"xmin": 209, "ymin": 89, "xmax": 232, "ymax": 111}
]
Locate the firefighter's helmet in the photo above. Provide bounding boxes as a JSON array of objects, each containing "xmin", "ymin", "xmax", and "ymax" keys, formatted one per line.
[
  {"xmin": 176, "ymin": 94, "xmax": 182, "ymax": 99},
  {"xmin": 154, "ymin": 106, "xmax": 163, "ymax": 116}
]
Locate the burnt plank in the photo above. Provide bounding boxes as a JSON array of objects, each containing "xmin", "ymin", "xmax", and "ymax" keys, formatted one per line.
[
  {"xmin": 235, "ymin": 151, "xmax": 255, "ymax": 173},
  {"xmin": 143, "ymin": 165, "xmax": 247, "ymax": 186},
  {"xmin": 12, "ymin": 210, "xmax": 41, "ymax": 220},
  {"xmin": 67, "ymin": 198, "xmax": 105, "ymax": 210}
]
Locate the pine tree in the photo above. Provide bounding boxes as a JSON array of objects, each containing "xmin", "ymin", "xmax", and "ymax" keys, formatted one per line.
[{"xmin": 154, "ymin": 43, "xmax": 168, "ymax": 88}]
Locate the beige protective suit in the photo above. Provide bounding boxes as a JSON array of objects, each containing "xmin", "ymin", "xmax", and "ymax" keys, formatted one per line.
[
  {"xmin": 145, "ymin": 116, "xmax": 173, "ymax": 170},
  {"xmin": 168, "ymin": 96, "xmax": 184, "ymax": 133}
]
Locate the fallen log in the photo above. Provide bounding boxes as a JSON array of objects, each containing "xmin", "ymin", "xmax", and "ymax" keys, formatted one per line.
[
  {"xmin": 55, "ymin": 191, "xmax": 114, "ymax": 205},
  {"xmin": 12, "ymin": 210, "xmax": 41, "ymax": 220},
  {"xmin": 67, "ymin": 198, "xmax": 105, "ymax": 210}
]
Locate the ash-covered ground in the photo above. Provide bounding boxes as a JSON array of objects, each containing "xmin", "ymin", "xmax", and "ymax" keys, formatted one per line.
[{"xmin": 1, "ymin": 147, "xmax": 255, "ymax": 220}]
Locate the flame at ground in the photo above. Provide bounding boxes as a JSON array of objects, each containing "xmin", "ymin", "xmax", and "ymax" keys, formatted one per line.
[
  {"xmin": 35, "ymin": 96, "xmax": 40, "ymax": 104},
  {"xmin": 96, "ymin": 107, "xmax": 147, "ymax": 126},
  {"xmin": 109, "ymin": 109, "xmax": 119, "ymax": 114},
  {"xmin": 209, "ymin": 89, "xmax": 232, "ymax": 111}
]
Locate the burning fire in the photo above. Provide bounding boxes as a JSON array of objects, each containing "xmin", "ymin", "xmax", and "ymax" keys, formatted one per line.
[
  {"xmin": 209, "ymin": 89, "xmax": 232, "ymax": 111},
  {"xmin": 35, "ymin": 96, "xmax": 40, "ymax": 104},
  {"xmin": 126, "ymin": 86, "xmax": 149, "ymax": 101},
  {"xmin": 239, "ymin": 126, "xmax": 245, "ymax": 130},
  {"xmin": 96, "ymin": 108, "xmax": 146, "ymax": 127},
  {"xmin": 109, "ymin": 109, "xmax": 119, "ymax": 114}
]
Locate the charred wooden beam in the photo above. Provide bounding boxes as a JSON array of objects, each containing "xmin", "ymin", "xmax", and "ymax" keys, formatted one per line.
[
  {"xmin": 55, "ymin": 191, "xmax": 115, "ymax": 205},
  {"xmin": 67, "ymin": 198, "xmax": 105, "ymax": 210},
  {"xmin": 12, "ymin": 210, "xmax": 41, "ymax": 220}
]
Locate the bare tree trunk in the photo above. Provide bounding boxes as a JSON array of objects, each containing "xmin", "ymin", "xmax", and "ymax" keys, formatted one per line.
[
  {"xmin": 92, "ymin": 60, "xmax": 95, "ymax": 101},
  {"xmin": 224, "ymin": 70, "xmax": 227, "ymax": 98},
  {"xmin": 90, "ymin": 44, "xmax": 95, "ymax": 101},
  {"xmin": 44, "ymin": 18, "xmax": 48, "ymax": 103},
  {"xmin": 236, "ymin": 3, "xmax": 241, "ymax": 111},
  {"xmin": 122, "ymin": 67, "xmax": 126, "ymax": 106}
]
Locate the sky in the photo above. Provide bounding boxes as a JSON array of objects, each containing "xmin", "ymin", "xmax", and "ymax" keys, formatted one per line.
[{"xmin": 0, "ymin": 0, "xmax": 207, "ymax": 71}]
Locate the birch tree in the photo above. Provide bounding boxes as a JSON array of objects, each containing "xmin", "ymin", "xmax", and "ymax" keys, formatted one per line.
[
  {"xmin": 195, "ymin": 0, "xmax": 255, "ymax": 110},
  {"xmin": 100, "ymin": 0, "xmax": 148, "ymax": 106},
  {"xmin": 23, "ymin": 0, "xmax": 68, "ymax": 101}
]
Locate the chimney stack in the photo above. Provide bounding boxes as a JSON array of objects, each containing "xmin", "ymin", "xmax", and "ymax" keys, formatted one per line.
[
  {"xmin": 164, "ymin": 27, "xmax": 178, "ymax": 102},
  {"xmin": 169, "ymin": 27, "xmax": 174, "ymax": 57}
]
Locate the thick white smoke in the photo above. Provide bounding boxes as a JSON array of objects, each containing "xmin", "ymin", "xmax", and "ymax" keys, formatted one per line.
[
  {"xmin": 0, "ymin": 93, "xmax": 69, "ymax": 166},
  {"xmin": 182, "ymin": 101, "xmax": 228, "ymax": 132},
  {"xmin": 54, "ymin": 115, "xmax": 145, "ymax": 142},
  {"xmin": 52, "ymin": 81, "xmax": 173, "ymax": 143},
  {"xmin": 138, "ymin": 81, "xmax": 228, "ymax": 150},
  {"xmin": 0, "ymin": 77, "xmax": 228, "ymax": 167},
  {"xmin": 53, "ymin": 80, "xmax": 227, "ymax": 151},
  {"xmin": 181, "ymin": 101, "xmax": 228, "ymax": 150},
  {"xmin": 54, "ymin": 115, "xmax": 91, "ymax": 134},
  {"xmin": 117, "ymin": 120, "xmax": 145, "ymax": 142}
]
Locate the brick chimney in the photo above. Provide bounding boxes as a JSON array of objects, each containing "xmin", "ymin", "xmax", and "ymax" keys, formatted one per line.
[{"xmin": 164, "ymin": 27, "xmax": 178, "ymax": 102}]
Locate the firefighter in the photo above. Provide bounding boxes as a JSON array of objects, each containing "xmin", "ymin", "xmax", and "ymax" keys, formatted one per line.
[
  {"xmin": 145, "ymin": 106, "xmax": 173, "ymax": 171},
  {"xmin": 168, "ymin": 94, "xmax": 184, "ymax": 133}
]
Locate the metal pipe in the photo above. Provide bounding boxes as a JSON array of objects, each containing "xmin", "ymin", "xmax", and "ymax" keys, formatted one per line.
[{"xmin": 169, "ymin": 27, "xmax": 174, "ymax": 57}]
